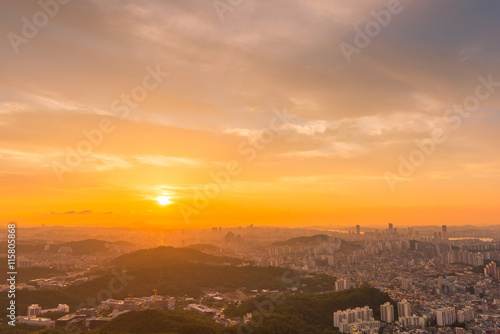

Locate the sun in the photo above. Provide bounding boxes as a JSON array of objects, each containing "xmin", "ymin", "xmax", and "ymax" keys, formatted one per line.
[{"xmin": 156, "ymin": 196, "xmax": 171, "ymax": 206}]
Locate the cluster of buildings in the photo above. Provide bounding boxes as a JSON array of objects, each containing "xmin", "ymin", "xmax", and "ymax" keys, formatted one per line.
[
  {"xmin": 435, "ymin": 307, "xmax": 475, "ymax": 326},
  {"xmin": 15, "ymin": 304, "xmax": 70, "ymax": 328},
  {"xmin": 12, "ymin": 295, "xmax": 176, "ymax": 330},
  {"xmin": 333, "ymin": 306, "xmax": 381, "ymax": 334},
  {"xmin": 335, "ymin": 278, "xmax": 352, "ymax": 291}
]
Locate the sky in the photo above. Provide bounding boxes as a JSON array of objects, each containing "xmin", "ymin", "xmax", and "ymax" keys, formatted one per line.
[{"xmin": 1, "ymin": 0, "xmax": 499, "ymax": 228}]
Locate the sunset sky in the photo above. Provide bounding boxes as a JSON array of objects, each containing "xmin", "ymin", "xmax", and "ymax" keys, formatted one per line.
[{"xmin": 1, "ymin": 0, "xmax": 499, "ymax": 228}]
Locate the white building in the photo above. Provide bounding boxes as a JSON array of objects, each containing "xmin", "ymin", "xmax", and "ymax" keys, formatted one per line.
[
  {"xmin": 334, "ymin": 306, "xmax": 373, "ymax": 327},
  {"xmin": 41, "ymin": 304, "xmax": 70, "ymax": 314},
  {"xmin": 339, "ymin": 320, "xmax": 381, "ymax": 334},
  {"xmin": 436, "ymin": 307, "xmax": 456, "ymax": 326},
  {"xmin": 397, "ymin": 300, "xmax": 411, "ymax": 320},
  {"xmin": 380, "ymin": 302, "xmax": 394, "ymax": 323},
  {"xmin": 399, "ymin": 315, "xmax": 427, "ymax": 328},
  {"xmin": 27, "ymin": 304, "xmax": 41, "ymax": 318},
  {"xmin": 334, "ymin": 306, "xmax": 380, "ymax": 333},
  {"xmin": 16, "ymin": 316, "xmax": 54, "ymax": 328}
]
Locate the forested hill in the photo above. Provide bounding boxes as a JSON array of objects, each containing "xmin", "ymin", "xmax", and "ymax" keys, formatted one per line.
[{"xmin": 111, "ymin": 246, "xmax": 243, "ymax": 268}]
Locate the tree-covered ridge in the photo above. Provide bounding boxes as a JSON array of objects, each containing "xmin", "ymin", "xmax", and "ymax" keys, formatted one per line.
[
  {"xmin": 224, "ymin": 287, "xmax": 394, "ymax": 334},
  {"xmin": 0, "ymin": 247, "xmax": 335, "ymax": 320},
  {"xmin": 94, "ymin": 309, "xmax": 225, "ymax": 334},
  {"xmin": 111, "ymin": 246, "xmax": 243, "ymax": 268},
  {"xmin": 1, "ymin": 287, "xmax": 392, "ymax": 334}
]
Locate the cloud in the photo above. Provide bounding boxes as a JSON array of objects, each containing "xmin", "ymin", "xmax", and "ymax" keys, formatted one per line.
[{"xmin": 134, "ymin": 155, "xmax": 203, "ymax": 167}]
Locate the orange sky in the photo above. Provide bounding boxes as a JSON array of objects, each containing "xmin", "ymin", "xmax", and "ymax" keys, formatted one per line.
[{"xmin": 0, "ymin": 0, "xmax": 499, "ymax": 228}]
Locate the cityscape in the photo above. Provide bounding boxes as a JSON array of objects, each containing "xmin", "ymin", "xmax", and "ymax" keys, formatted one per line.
[
  {"xmin": 1, "ymin": 0, "xmax": 500, "ymax": 333},
  {"xmin": 1, "ymin": 224, "xmax": 499, "ymax": 333}
]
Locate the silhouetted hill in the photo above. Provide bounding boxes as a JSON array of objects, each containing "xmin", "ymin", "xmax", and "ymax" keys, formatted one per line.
[
  {"xmin": 111, "ymin": 246, "xmax": 242, "ymax": 269},
  {"xmin": 0, "ymin": 247, "xmax": 336, "ymax": 320}
]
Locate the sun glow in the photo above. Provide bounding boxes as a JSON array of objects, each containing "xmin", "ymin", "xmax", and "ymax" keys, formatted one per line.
[{"xmin": 156, "ymin": 196, "xmax": 171, "ymax": 206}]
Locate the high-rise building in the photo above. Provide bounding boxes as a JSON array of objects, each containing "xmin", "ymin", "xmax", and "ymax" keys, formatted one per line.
[
  {"xmin": 389, "ymin": 223, "xmax": 393, "ymax": 232},
  {"xmin": 438, "ymin": 276, "xmax": 444, "ymax": 290},
  {"xmin": 27, "ymin": 304, "xmax": 41, "ymax": 318},
  {"xmin": 335, "ymin": 278, "xmax": 351, "ymax": 291},
  {"xmin": 457, "ymin": 307, "xmax": 474, "ymax": 323},
  {"xmin": 397, "ymin": 300, "xmax": 411, "ymax": 320},
  {"xmin": 401, "ymin": 278, "xmax": 411, "ymax": 291},
  {"xmin": 380, "ymin": 302, "xmax": 394, "ymax": 323},
  {"xmin": 484, "ymin": 261, "xmax": 498, "ymax": 279},
  {"xmin": 399, "ymin": 315, "xmax": 427, "ymax": 328},
  {"xmin": 333, "ymin": 306, "xmax": 378, "ymax": 333},
  {"xmin": 442, "ymin": 225, "xmax": 448, "ymax": 241},
  {"xmin": 356, "ymin": 225, "xmax": 360, "ymax": 235},
  {"xmin": 436, "ymin": 307, "xmax": 456, "ymax": 326}
]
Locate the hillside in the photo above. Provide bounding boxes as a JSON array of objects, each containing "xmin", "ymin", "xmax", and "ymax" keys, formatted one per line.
[
  {"xmin": 0, "ymin": 263, "xmax": 65, "ymax": 283},
  {"xmin": 52, "ymin": 239, "xmax": 134, "ymax": 255},
  {"xmin": 87, "ymin": 287, "xmax": 392, "ymax": 334},
  {"xmin": 185, "ymin": 243, "xmax": 222, "ymax": 253},
  {"xmin": 0, "ymin": 247, "xmax": 336, "ymax": 319},
  {"xmin": 224, "ymin": 287, "xmax": 395, "ymax": 334},
  {"xmin": 111, "ymin": 246, "xmax": 242, "ymax": 268},
  {"xmin": 93, "ymin": 309, "xmax": 225, "ymax": 334}
]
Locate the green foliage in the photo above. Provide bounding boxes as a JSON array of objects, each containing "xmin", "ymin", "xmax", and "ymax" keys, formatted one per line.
[
  {"xmin": 0, "ymin": 324, "xmax": 46, "ymax": 334},
  {"xmin": 67, "ymin": 264, "xmax": 331, "ymax": 299},
  {"xmin": 225, "ymin": 287, "xmax": 394, "ymax": 334},
  {"xmin": 95, "ymin": 309, "xmax": 225, "ymax": 334},
  {"xmin": 0, "ymin": 289, "xmax": 80, "ymax": 319},
  {"xmin": 0, "ymin": 265, "xmax": 65, "ymax": 284}
]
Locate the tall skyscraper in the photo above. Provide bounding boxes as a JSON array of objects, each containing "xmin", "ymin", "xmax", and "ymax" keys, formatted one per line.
[
  {"xmin": 388, "ymin": 223, "xmax": 393, "ymax": 233},
  {"xmin": 356, "ymin": 225, "xmax": 360, "ymax": 235},
  {"xmin": 380, "ymin": 302, "xmax": 394, "ymax": 323}
]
